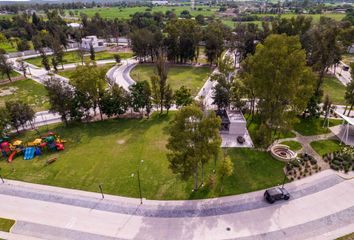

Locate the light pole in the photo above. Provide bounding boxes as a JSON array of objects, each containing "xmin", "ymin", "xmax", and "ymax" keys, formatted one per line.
[
  {"xmin": 99, "ymin": 184, "xmax": 104, "ymax": 199},
  {"xmin": 132, "ymin": 160, "xmax": 144, "ymax": 204},
  {"xmin": 282, "ymin": 163, "xmax": 290, "ymax": 188}
]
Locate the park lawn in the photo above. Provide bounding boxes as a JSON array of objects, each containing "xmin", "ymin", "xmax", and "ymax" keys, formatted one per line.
[
  {"xmin": 0, "ymin": 42, "xmax": 17, "ymax": 53},
  {"xmin": 252, "ymin": 13, "xmax": 346, "ymax": 22},
  {"xmin": 69, "ymin": 5, "xmax": 218, "ymax": 19},
  {"xmin": 26, "ymin": 51, "xmax": 133, "ymax": 67},
  {"xmin": 130, "ymin": 64, "xmax": 212, "ymax": 96},
  {"xmin": 293, "ymin": 117, "xmax": 342, "ymax": 136},
  {"xmin": 0, "ymin": 113, "xmax": 286, "ymax": 200},
  {"xmin": 58, "ymin": 63, "xmax": 115, "ymax": 80},
  {"xmin": 0, "ymin": 218, "xmax": 15, "ymax": 232},
  {"xmin": 322, "ymin": 76, "xmax": 346, "ymax": 105},
  {"xmin": 281, "ymin": 141, "xmax": 302, "ymax": 151},
  {"xmin": 310, "ymin": 139, "xmax": 342, "ymax": 156},
  {"xmin": 0, "ymin": 79, "xmax": 49, "ymax": 112},
  {"xmin": 337, "ymin": 232, "xmax": 354, "ymax": 240},
  {"xmin": 245, "ymin": 114, "xmax": 296, "ymax": 140}
]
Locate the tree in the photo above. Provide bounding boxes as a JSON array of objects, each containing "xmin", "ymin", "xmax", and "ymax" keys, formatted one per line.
[
  {"xmin": 151, "ymin": 53, "xmax": 168, "ymax": 114},
  {"xmin": 17, "ymin": 58, "xmax": 27, "ymax": 78},
  {"xmin": 76, "ymin": 48, "xmax": 85, "ymax": 65},
  {"xmin": 164, "ymin": 84, "xmax": 174, "ymax": 114},
  {"xmin": 204, "ymin": 20, "xmax": 227, "ymax": 65},
  {"xmin": 71, "ymin": 63, "xmax": 107, "ymax": 120},
  {"xmin": 175, "ymin": 86, "xmax": 193, "ymax": 108},
  {"xmin": 100, "ymin": 84, "xmax": 130, "ymax": 118},
  {"xmin": 195, "ymin": 14, "xmax": 206, "ymax": 25},
  {"xmin": 306, "ymin": 18, "xmax": 343, "ymax": 98},
  {"xmin": 344, "ymin": 63, "xmax": 354, "ymax": 116},
  {"xmin": 44, "ymin": 77, "xmax": 74, "ymax": 126},
  {"xmin": 52, "ymin": 39, "xmax": 65, "ymax": 69},
  {"xmin": 114, "ymin": 54, "xmax": 121, "ymax": 64},
  {"xmin": 219, "ymin": 156, "xmax": 234, "ymax": 192},
  {"xmin": 89, "ymin": 43, "xmax": 95, "ymax": 61},
  {"xmin": 129, "ymin": 81, "xmax": 152, "ymax": 117},
  {"xmin": 242, "ymin": 34, "xmax": 315, "ymax": 137},
  {"xmin": 51, "ymin": 57, "xmax": 58, "ymax": 73},
  {"xmin": 167, "ymin": 105, "xmax": 221, "ymax": 191},
  {"xmin": 0, "ymin": 108, "xmax": 10, "ymax": 136},
  {"xmin": 16, "ymin": 39, "xmax": 31, "ymax": 52},
  {"xmin": 5, "ymin": 101, "xmax": 35, "ymax": 133},
  {"xmin": 40, "ymin": 51, "xmax": 51, "ymax": 72},
  {"xmin": 0, "ymin": 53, "xmax": 13, "ymax": 82}
]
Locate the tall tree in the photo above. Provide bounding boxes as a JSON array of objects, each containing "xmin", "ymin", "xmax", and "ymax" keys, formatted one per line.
[
  {"xmin": 129, "ymin": 81, "xmax": 152, "ymax": 117},
  {"xmin": 0, "ymin": 53, "xmax": 13, "ymax": 82},
  {"xmin": 71, "ymin": 63, "xmax": 107, "ymax": 120},
  {"xmin": 44, "ymin": 77, "xmax": 74, "ymax": 126},
  {"xmin": 167, "ymin": 105, "xmax": 221, "ymax": 190},
  {"xmin": 219, "ymin": 155, "xmax": 234, "ymax": 192},
  {"xmin": 100, "ymin": 84, "xmax": 130, "ymax": 118},
  {"xmin": 175, "ymin": 86, "xmax": 193, "ymax": 108},
  {"xmin": 204, "ymin": 20, "xmax": 227, "ymax": 65},
  {"xmin": 17, "ymin": 58, "xmax": 27, "ymax": 78},
  {"xmin": 40, "ymin": 50, "xmax": 51, "ymax": 72},
  {"xmin": 5, "ymin": 101, "xmax": 35, "ymax": 133},
  {"xmin": 89, "ymin": 43, "xmax": 95, "ymax": 61},
  {"xmin": 151, "ymin": 52, "xmax": 168, "ymax": 114},
  {"xmin": 242, "ymin": 34, "xmax": 315, "ymax": 138}
]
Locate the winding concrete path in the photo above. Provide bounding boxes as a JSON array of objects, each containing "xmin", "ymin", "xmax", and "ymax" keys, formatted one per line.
[
  {"xmin": 0, "ymin": 170, "xmax": 353, "ymax": 239},
  {"xmin": 277, "ymin": 131, "xmax": 338, "ymax": 169}
]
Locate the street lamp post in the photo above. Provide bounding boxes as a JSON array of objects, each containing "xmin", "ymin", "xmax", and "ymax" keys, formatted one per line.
[
  {"xmin": 282, "ymin": 163, "xmax": 290, "ymax": 188},
  {"xmin": 132, "ymin": 160, "xmax": 144, "ymax": 204}
]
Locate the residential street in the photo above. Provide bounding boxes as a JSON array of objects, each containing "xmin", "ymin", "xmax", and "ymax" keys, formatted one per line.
[{"xmin": 0, "ymin": 170, "xmax": 353, "ymax": 240}]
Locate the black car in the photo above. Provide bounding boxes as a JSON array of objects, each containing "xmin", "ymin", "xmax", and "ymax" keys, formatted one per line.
[{"xmin": 264, "ymin": 187, "xmax": 290, "ymax": 204}]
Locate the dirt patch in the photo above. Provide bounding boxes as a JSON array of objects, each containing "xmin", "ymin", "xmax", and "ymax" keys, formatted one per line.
[
  {"xmin": 0, "ymin": 86, "xmax": 18, "ymax": 96},
  {"xmin": 117, "ymin": 139, "xmax": 126, "ymax": 145}
]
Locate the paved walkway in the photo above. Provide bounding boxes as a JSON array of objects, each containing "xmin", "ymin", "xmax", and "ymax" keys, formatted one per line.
[
  {"xmin": 276, "ymin": 131, "xmax": 337, "ymax": 169},
  {"xmin": 0, "ymin": 170, "xmax": 353, "ymax": 239}
]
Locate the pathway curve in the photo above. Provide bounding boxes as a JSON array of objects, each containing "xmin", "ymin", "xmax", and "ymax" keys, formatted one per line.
[
  {"xmin": 276, "ymin": 131, "xmax": 337, "ymax": 169},
  {"xmin": 0, "ymin": 170, "xmax": 353, "ymax": 239}
]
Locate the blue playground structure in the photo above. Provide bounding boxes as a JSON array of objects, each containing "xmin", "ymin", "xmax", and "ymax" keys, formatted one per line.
[{"xmin": 23, "ymin": 147, "xmax": 35, "ymax": 160}]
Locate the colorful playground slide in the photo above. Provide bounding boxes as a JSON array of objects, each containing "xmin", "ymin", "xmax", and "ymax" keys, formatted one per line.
[
  {"xmin": 8, "ymin": 151, "xmax": 17, "ymax": 163},
  {"xmin": 23, "ymin": 147, "xmax": 35, "ymax": 160}
]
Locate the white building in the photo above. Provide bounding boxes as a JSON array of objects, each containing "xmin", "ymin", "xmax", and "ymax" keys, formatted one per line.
[{"xmin": 80, "ymin": 36, "xmax": 105, "ymax": 52}]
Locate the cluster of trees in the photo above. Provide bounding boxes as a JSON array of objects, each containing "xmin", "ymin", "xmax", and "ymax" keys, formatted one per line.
[
  {"xmin": 0, "ymin": 101, "xmax": 35, "ymax": 135},
  {"xmin": 131, "ymin": 19, "xmax": 228, "ymax": 65},
  {"xmin": 214, "ymin": 14, "xmax": 353, "ymax": 147},
  {"xmin": 44, "ymin": 57, "xmax": 194, "ymax": 126}
]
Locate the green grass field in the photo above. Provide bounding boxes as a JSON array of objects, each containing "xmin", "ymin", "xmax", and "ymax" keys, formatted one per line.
[
  {"xmin": 58, "ymin": 63, "xmax": 115, "ymax": 80},
  {"xmin": 0, "ymin": 218, "xmax": 15, "ymax": 232},
  {"xmin": 0, "ymin": 113, "xmax": 286, "ymax": 200},
  {"xmin": 322, "ymin": 76, "xmax": 346, "ymax": 105},
  {"xmin": 293, "ymin": 118, "xmax": 342, "ymax": 136},
  {"xmin": 310, "ymin": 139, "xmax": 342, "ymax": 156},
  {"xmin": 26, "ymin": 51, "xmax": 133, "ymax": 67},
  {"xmin": 252, "ymin": 13, "xmax": 346, "ymax": 22},
  {"xmin": 0, "ymin": 42, "xmax": 17, "ymax": 53},
  {"xmin": 130, "ymin": 64, "xmax": 211, "ymax": 95},
  {"xmin": 281, "ymin": 141, "xmax": 302, "ymax": 151},
  {"xmin": 0, "ymin": 79, "xmax": 49, "ymax": 112},
  {"xmin": 246, "ymin": 114, "xmax": 296, "ymax": 140},
  {"xmin": 69, "ymin": 5, "xmax": 218, "ymax": 19}
]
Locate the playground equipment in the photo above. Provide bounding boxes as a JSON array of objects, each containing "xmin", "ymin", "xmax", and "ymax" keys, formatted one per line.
[{"xmin": 0, "ymin": 132, "xmax": 65, "ymax": 163}]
